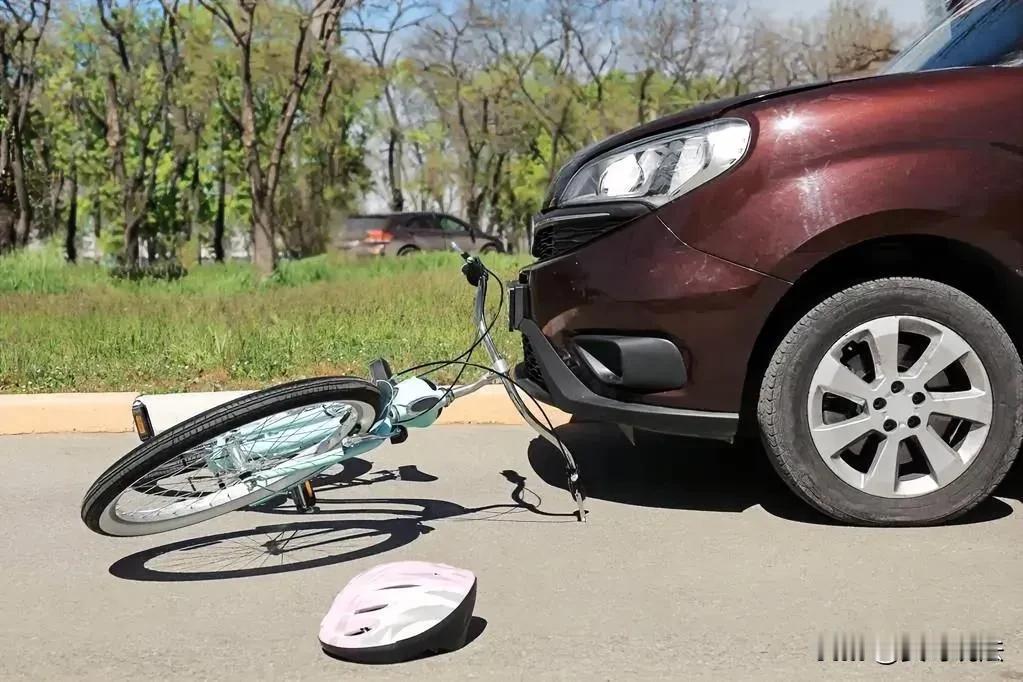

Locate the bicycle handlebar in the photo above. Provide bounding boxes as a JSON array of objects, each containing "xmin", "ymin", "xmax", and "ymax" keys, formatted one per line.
[{"xmin": 443, "ymin": 252, "xmax": 506, "ymax": 400}]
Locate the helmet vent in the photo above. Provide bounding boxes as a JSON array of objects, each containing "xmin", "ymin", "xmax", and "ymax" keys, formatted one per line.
[
  {"xmin": 345, "ymin": 626, "xmax": 372, "ymax": 636},
  {"xmin": 379, "ymin": 584, "xmax": 418, "ymax": 590},
  {"xmin": 353, "ymin": 604, "xmax": 387, "ymax": 614}
]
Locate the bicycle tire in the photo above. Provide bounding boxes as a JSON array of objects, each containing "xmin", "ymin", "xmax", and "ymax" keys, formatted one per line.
[{"xmin": 81, "ymin": 377, "xmax": 382, "ymax": 537}]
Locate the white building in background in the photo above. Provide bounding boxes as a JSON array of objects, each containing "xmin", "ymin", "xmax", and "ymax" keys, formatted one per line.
[{"xmin": 80, "ymin": 230, "xmax": 100, "ymax": 261}]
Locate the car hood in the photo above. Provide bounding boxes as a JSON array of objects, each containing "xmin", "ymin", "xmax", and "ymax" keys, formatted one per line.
[{"xmin": 542, "ymin": 81, "xmax": 837, "ymax": 209}]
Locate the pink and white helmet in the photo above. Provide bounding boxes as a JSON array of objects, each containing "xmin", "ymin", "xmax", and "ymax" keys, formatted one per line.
[{"xmin": 319, "ymin": 561, "xmax": 478, "ymax": 664}]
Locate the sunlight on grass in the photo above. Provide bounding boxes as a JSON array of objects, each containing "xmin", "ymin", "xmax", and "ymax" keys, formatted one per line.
[{"xmin": 0, "ymin": 250, "xmax": 532, "ymax": 393}]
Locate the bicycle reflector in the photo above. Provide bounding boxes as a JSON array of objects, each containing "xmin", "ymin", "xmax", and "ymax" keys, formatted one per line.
[{"xmin": 131, "ymin": 400, "xmax": 154, "ymax": 441}]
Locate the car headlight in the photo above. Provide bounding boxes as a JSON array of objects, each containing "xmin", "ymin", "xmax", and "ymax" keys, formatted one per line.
[{"xmin": 558, "ymin": 118, "xmax": 752, "ymax": 208}]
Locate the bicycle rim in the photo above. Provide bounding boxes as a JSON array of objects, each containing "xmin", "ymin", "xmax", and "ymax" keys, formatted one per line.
[{"xmin": 95, "ymin": 398, "xmax": 377, "ymax": 536}]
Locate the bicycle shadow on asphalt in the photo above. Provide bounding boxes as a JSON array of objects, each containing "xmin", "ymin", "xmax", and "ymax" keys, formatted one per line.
[
  {"xmin": 526, "ymin": 421, "xmax": 1017, "ymax": 527},
  {"xmin": 108, "ymin": 458, "xmax": 576, "ymax": 583},
  {"xmin": 107, "ymin": 432, "xmax": 1023, "ymax": 583}
]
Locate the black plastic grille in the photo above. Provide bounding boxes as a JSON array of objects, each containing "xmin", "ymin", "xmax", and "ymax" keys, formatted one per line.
[
  {"xmin": 521, "ymin": 335, "xmax": 547, "ymax": 391},
  {"xmin": 531, "ymin": 219, "xmax": 619, "ymax": 261}
]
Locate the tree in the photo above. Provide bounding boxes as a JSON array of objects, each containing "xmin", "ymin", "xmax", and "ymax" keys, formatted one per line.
[
  {"xmin": 198, "ymin": 0, "xmax": 348, "ymax": 276},
  {"xmin": 413, "ymin": 1, "xmax": 519, "ymax": 228},
  {"xmin": 345, "ymin": 0, "xmax": 431, "ymax": 212},
  {"xmin": 0, "ymin": 0, "xmax": 908, "ymax": 261},
  {"xmin": 751, "ymin": 0, "xmax": 898, "ymax": 87},
  {"xmin": 81, "ymin": 0, "xmax": 186, "ymax": 264},
  {"xmin": 0, "ymin": 0, "xmax": 50, "ymax": 251}
]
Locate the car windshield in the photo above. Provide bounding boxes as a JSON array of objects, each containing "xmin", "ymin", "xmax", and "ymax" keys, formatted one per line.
[{"xmin": 884, "ymin": 0, "xmax": 1023, "ymax": 74}]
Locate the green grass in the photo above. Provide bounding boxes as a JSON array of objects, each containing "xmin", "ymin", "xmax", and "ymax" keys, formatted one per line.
[{"xmin": 0, "ymin": 248, "xmax": 532, "ymax": 393}]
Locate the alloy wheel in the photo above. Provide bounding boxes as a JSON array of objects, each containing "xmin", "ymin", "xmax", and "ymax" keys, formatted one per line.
[{"xmin": 807, "ymin": 315, "xmax": 992, "ymax": 498}]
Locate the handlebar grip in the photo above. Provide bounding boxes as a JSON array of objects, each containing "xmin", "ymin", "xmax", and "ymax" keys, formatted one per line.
[{"xmin": 461, "ymin": 256, "xmax": 485, "ymax": 287}]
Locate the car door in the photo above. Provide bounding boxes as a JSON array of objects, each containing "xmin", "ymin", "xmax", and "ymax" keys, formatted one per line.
[
  {"xmin": 436, "ymin": 214, "xmax": 477, "ymax": 251},
  {"xmin": 401, "ymin": 214, "xmax": 444, "ymax": 251}
]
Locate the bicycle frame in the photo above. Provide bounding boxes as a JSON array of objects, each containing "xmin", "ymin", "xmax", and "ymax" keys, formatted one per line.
[
  {"xmin": 181, "ymin": 253, "xmax": 586, "ymax": 521},
  {"xmin": 330, "ymin": 255, "xmax": 586, "ymax": 520}
]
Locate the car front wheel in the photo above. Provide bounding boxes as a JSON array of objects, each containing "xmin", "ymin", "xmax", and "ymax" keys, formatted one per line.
[{"xmin": 757, "ymin": 277, "xmax": 1022, "ymax": 526}]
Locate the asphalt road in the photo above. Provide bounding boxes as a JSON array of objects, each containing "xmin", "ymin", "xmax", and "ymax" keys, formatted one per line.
[{"xmin": 1, "ymin": 424, "xmax": 1022, "ymax": 681}]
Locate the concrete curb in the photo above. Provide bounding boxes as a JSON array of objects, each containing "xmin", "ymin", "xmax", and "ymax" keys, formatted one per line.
[
  {"xmin": 0, "ymin": 393, "xmax": 140, "ymax": 435},
  {"xmin": 0, "ymin": 385, "xmax": 570, "ymax": 436}
]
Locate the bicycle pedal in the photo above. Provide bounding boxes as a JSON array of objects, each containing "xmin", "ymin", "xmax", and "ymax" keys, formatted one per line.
[{"xmin": 291, "ymin": 480, "xmax": 318, "ymax": 512}]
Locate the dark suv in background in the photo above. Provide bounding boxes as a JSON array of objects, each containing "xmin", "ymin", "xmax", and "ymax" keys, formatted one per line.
[
  {"xmin": 511, "ymin": 0, "xmax": 1023, "ymax": 526},
  {"xmin": 337, "ymin": 213, "xmax": 505, "ymax": 256}
]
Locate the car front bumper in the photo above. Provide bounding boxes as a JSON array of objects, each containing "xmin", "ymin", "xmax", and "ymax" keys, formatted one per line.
[
  {"xmin": 510, "ymin": 212, "xmax": 790, "ymax": 441},
  {"xmin": 512, "ymin": 317, "xmax": 741, "ymax": 441}
]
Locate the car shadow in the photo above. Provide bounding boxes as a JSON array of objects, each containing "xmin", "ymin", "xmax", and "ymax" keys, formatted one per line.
[
  {"xmin": 995, "ymin": 457, "xmax": 1023, "ymax": 504},
  {"xmin": 526, "ymin": 421, "xmax": 1015, "ymax": 526}
]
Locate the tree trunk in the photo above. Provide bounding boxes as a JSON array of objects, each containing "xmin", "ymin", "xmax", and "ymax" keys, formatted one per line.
[
  {"xmin": 386, "ymin": 127, "xmax": 404, "ymax": 211},
  {"xmin": 0, "ymin": 198, "xmax": 15, "ymax": 253},
  {"xmin": 11, "ymin": 136, "xmax": 31, "ymax": 246},
  {"xmin": 65, "ymin": 166, "xmax": 78, "ymax": 263},
  {"xmin": 251, "ymin": 200, "xmax": 275, "ymax": 276},
  {"xmin": 0, "ymin": 130, "xmax": 14, "ymax": 253},
  {"xmin": 466, "ymin": 192, "xmax": 484, "ymax": 229},
  {"xmin": 637, "ymin": 68, "xmax": 655, "ymax": 124},
  {"xmin": 124, "ymin": 215, "xmax": 141, "ymax": 265},
  {"xmin": 237, "ymin": 50, "xmax": 275, "ymax": 276},
  {"xmin": 92, "ymin": 198, "xmax": 102, "ymax": 237},
  {"xmin": 186, "ymin": 155, "xmax": 200, "ymax": 241},
  {"xmin": 213, "ymin": 128, "xmax": 226, "ymax": 263},
  {"xmin": 47, "ymin": 171, "xmax": 65, "ymax": 237}
]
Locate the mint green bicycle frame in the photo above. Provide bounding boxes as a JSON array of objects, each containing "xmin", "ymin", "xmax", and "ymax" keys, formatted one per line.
[{"xmin": 192, "ymin": 253, "xmax": 585, "ymax": 520}]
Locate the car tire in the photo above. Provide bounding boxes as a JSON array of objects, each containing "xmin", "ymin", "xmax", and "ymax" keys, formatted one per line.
[
  {"xmin": 757, "ymin": 277, "xmax": 1022, "ymax": 526},
  {"xmin": 396, "ymin": 245, "xmax": 419, "ymax": 257}
]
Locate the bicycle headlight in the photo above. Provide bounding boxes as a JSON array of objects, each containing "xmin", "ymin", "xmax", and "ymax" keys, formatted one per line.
[{"xmin": 558, "ymin": 118, "xmax": 752, "ymax": 208}]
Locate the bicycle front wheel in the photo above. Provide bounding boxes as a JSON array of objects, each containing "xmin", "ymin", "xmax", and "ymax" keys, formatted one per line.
[{"xmin": 81, "ymin": 377, "xmax": 381, "ymax": 537}]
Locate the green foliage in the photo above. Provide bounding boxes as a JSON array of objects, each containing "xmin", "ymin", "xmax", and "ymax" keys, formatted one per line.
[
  {"xmin": 109, "ymin": 260, "xmax": 187, "ymax": 283},
  {"xmin": 14, "ymin": 1, "xmax": 378, "ymax": 264},
  {"xmin": 0, "ymin": 249, "xmax": 531, "ymax": 392},
  {"xmin": 3, "ymin": 0, "xmax": 898, "ymax": 261},
  {"xmin": 0, "ymin": 247, "xmax": 104, "ymax": 294}
]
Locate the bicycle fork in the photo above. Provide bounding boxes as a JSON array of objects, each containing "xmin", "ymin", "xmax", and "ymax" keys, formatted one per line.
[{"xmin": 496, "ymin": 360, "xmax": 587, "ymax": 522}]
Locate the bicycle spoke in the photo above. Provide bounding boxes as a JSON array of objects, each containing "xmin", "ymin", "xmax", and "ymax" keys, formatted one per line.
[{"xmin": 111, "ymin": 400, "xmax": 368, "ymax": 527}]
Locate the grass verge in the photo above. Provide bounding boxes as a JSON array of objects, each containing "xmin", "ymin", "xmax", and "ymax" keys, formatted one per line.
[{"xmin": 0, "ymin": 249, "xmax": 531, "ymax": 393}]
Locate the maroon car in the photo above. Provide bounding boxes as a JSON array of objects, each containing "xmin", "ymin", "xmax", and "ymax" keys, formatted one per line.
[{"xmin": 512, "ymin": 0, "xmax": 1023, "ymax": 525}]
